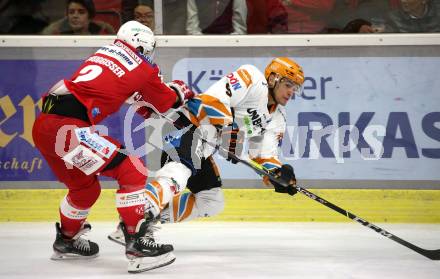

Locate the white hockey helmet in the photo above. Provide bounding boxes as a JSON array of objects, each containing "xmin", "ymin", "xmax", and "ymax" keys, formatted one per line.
[{"xmin": 117, "ymin": 20, "xmax": 156, "ymax": 56}]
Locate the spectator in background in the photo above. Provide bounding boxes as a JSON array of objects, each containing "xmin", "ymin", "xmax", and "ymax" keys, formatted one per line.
[
  {"xmin": 281, "ymin": 0, "xmax": 336, "ymax": 33},
  {"xmin": 186, "ymin": 0, "xmax": 247, "ymax": 34},
  {"xmin": 247, "ymin": 0, "xmax": 288, "ymax": 33},
  {"xmin": 134, "ymin": 2, "xmax": 155, "ymax": 30},
  {"xmin": 386, "ymin": 0, "xmax": 440, "ymax": 32},
  {"xmin": 0, "ymin": 0, "xmax": 48, "ymax": 34},
  {"xmin": 340, "ymin": 18, "xmax": 374, "ymax": 32},
  {"xmin": 41, "ymin": 0, "xmax": 115, "ymax": 35},
  {"xmin": 122, "ymin": 0, "xmax": 187, "ymax": 35},
  {"xmin": 163, "ymin": 0, "xmax": 188, "ymax": 34},
  {"xmin": 327, "ymin": 0, "xmax": 395, "ymax": 33},
  {"xmin": 121, "ymin": 0, "xmax": 138, "ymax": 23}
]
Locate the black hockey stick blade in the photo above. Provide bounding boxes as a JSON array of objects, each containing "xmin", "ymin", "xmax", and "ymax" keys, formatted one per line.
[
  {"xmin": 300, "ymin": 185, "xmax": 440, "ymax": 260},
  {"xmin": 423, "ymin": 249, "xmax": 440, "ymax": 260},
  {"xmin": 396, "ymin": 239, "xmax": 440, "ymax": 260}
]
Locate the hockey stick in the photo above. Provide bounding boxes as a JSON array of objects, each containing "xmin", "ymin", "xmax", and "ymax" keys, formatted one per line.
[
  {"xmin": 143, "ymin": 103, "xmax": 440, "ymax": 260},
  {"xmin": 225, "ymin": 150, "xmax": 440, "ymax": 260},
  {"xmin": 254, "ymin": 163, "xmax": 440, "ymax": 260}
]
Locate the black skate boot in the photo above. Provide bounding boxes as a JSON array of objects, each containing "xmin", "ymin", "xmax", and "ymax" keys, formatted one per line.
[
  {"xmin": 51, "ymin": 222, "xmax": 99, "ymax": 260},
  {"xmin": 120, "ymin": 213, "xmax": 175, "ymax": 273},
  {"xmin": 108, "ymin": 213, "xmax": 167, "ymax": 246}
]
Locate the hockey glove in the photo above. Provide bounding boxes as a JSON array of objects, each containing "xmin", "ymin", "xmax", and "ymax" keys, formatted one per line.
[
  {"xmin": 220, "ymin": 124, "xmax": 243, "ymax": 164},
  {"xmin": 268, "ymin": 164, "xmax": 297, "ymax": 196},
  {"xmin": 125, "ymin": 92, "xmax": 153, "ymax": 119},
  {"xmin": 167, "ymin": 80, "xmax": 195, "ymax": 107}
]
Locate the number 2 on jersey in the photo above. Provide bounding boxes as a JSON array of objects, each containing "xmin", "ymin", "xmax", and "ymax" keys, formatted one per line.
[{"xmin": 73, "ymin": 65, "xmax": 103, "ymax": 83}]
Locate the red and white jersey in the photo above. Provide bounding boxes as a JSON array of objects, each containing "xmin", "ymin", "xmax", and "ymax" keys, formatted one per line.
[
  {"xmin": 184, "ymin": 64, "xmax": 286, "ymax": 170},
  {"xmin": 63, "ymin": 39, "xmax": 177, "ymax": 124}
]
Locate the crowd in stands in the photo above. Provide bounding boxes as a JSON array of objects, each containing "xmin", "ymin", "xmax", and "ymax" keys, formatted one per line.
[{"xmin": 1, "ymin": 0, "xmax": 439, "ymax": 35}]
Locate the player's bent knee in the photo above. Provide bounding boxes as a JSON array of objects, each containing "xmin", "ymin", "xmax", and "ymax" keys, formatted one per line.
[
  {"xmin": 103, "ymin": 156, "xmax": 148, "ymax": 192},
  {"xmin": 68, "ymin": 180, "xmax": 101, "ymax": 209},
  {"xmin": 195, "ymin": 187, "xmax": 225, "ymax": 217},
  {"xmin": 155, "ymin": 162, "xmax": 191, "ymax": 193}
]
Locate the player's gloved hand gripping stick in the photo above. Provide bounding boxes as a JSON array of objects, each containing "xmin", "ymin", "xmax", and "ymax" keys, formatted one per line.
[{"xmin": 142, "ymin": 101, "xmax": 440, "ymax": 261}]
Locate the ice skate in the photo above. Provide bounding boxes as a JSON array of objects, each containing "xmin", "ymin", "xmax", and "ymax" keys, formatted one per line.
[
  {"xmin": 120, "ymin": 214, "xmax": 175, "ymax": 273},
  {"xmin": 51, "ymin": 222, "xmax": 99, "ymax": 260},
  {"xmin": 108, "ymin": 215, "xmax": 164, "ymax": 246},
  {"xmin": 107, "ymin": 223, "xmax": 125, "ymax": 246}
]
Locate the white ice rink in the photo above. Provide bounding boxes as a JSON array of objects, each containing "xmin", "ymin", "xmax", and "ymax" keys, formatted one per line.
[{"xmin": 0, "ymin": 222, "xmax": 439, "ymax": 279}]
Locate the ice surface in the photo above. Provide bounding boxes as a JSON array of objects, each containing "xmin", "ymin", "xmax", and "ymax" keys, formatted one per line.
[{"xmin": 0, "ymin": 222, "xmax": 439, "ymax": 279}]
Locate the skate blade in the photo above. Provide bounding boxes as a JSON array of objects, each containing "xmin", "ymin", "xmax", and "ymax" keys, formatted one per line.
[
  {"xmin": 127, "ymin": 252, "xmax": 176, "ymax": 273},
  {"xmin": 50, "ymin": 251, "xmax": 99, "ymax": 261},
  {"xmin": 107, "ymin": 234, "xmax": 126, "ymax": 246}
]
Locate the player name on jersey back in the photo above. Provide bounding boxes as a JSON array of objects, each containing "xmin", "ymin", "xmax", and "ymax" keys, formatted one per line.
[
  {"xmin": 89, "ymin": 42, "xmax": 143, "ymax": 77},
  {"xmin": 86, "ymin": 56, "xmax": 126, "ymax": 77}
]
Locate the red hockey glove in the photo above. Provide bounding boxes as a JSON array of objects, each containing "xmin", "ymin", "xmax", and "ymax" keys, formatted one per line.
[
  {"xmin": 125, "ymin": 92, "xmax": 153, "ymax": 119},
  {"xmin": 135, "ymin": 106, "xmax": 153, "ymax": 119},
  {"xmin": 167, "ymin": 80, "xmax": 195, "ymax": 107},
  {"xmin": 126, "ymin": 92, "xmax": 153, "ymax": 119}
]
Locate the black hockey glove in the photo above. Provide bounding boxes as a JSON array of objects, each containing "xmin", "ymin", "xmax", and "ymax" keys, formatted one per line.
[
  {"xmin": 220, "ymin": 124, "xmax": 243, "ymax": 164},
  {"xmin": 269, "ymin": 164, "xmax": 297, "ymax": 196}
]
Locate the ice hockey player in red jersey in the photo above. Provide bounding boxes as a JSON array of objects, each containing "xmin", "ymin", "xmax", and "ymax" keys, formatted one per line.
[{"xmin": 32, "ymin": 21, "xmax": 194, "ymax": 273}]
